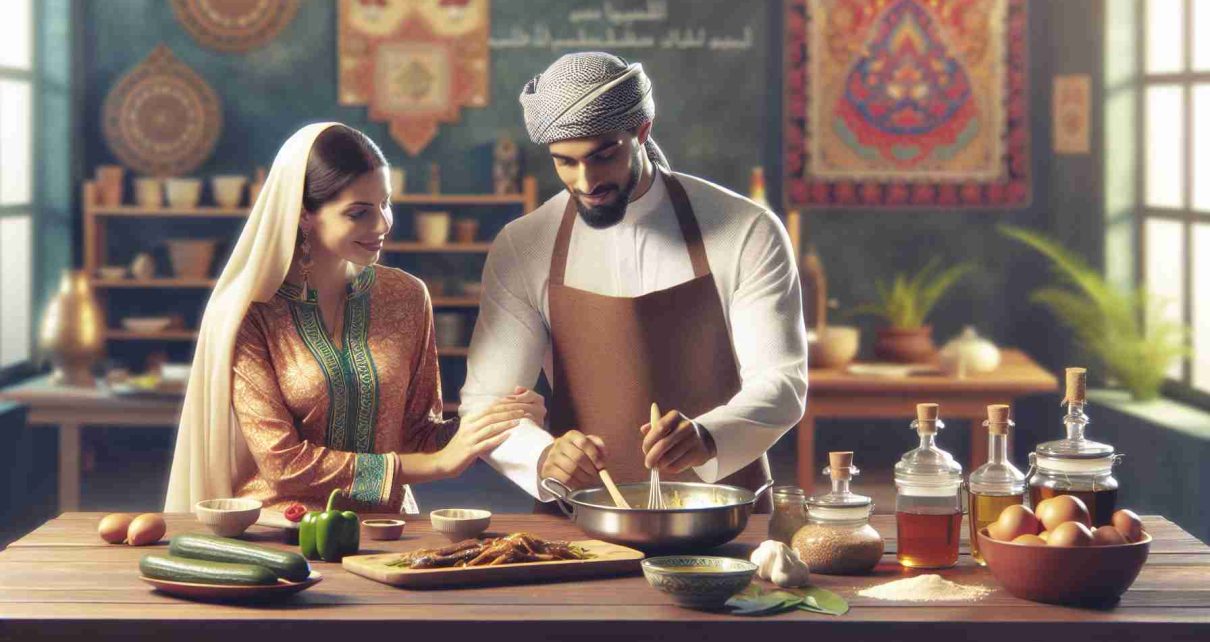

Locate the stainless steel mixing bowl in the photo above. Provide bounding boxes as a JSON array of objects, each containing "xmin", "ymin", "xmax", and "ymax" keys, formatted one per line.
[{"xmin": 540, "ymin": 478, "xmax": 773, "ymax": 552}]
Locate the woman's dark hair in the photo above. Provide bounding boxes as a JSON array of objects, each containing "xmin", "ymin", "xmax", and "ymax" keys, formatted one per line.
[{"xmin": 302, "ymin": 124, "xmax": 388, "ymax": 212}]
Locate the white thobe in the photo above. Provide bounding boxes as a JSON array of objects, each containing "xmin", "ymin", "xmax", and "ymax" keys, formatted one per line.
[{"xmin": 459, "ymin": 172, "xmax": 808, "ymax": 500}]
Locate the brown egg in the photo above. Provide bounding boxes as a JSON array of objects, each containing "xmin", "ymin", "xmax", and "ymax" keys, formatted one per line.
[
  {"xmin": 1092, "ymin": 525, "xmax": 1127, "ymax": 546},
  {"xmin": 126, "ymin": 513, "xmax": 167, "ymax": 546},
  {"xmin": 1111, "ymin": 509, "xmax": 1145, "ymax": 543},
  {"xmin": 987, "ymin": 504, "xmax": 1041, "ymax": 541},
  {"xmin": 1038, "ymin": 530, "xmax": 1050, "ymax": 542},
  {"xmin": 1035, "ymin": 495, "xmax": 1091, "ymax": 531},
  {"xmin": 1047, "ymin": 521, "xmax": 1094, "ymax": 547},
  {"xmin": 1011, "ymin": 534, "xmax": 1047, "ymax": 546},
  {"xmin": 97, "ymin": 513, "xmax": 134, "ymax": 544}
]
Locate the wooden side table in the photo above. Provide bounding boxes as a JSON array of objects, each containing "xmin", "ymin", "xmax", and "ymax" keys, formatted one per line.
[
  {"xmin": 798, "ymin": 349, "xmax": 1059, "ymax": 492},
  {"xmin": 0, "ymin": 375, "xmax": 182, "ymax": 513}
]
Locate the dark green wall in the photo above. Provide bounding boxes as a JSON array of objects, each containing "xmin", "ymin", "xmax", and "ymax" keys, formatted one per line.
[{"xmin": 76, "ymin": 0, "xmax": 1104, "ymax": 450}]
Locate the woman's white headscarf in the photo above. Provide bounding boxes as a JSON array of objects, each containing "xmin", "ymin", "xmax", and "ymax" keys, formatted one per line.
[{"xmin": 164, "ymin": 122, "xmax": 337, "ymax": 512}]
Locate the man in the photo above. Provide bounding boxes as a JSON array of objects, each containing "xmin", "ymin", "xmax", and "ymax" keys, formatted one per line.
[{"xmin": 460, "ymin": 52, "xmax": 807, "ymax": 511}]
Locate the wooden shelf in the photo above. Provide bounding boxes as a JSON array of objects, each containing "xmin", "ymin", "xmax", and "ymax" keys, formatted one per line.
[
  {"xmin": 92, "ymin": 278, "xmax": 217, "ymax": 288},
  {"xmin": 383, "ymin": 242, "xmax": 491, "ymax": 254},
  {"xmin": 437, "ymin": 347, "xmax": 469, "ymax": 357},
  {"xmin": 92, "ymin": 206, "xmax": 248, "ymax": 218},
  {"xmin": 431, "ymin": 297, "xmax": 480, "ymax": 308},
  {"xmin": 106, "ymin": 329, "xmax": 199, "ymax": 341}
]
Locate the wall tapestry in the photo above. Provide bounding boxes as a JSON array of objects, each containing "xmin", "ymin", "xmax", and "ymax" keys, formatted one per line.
[
  {"xmin": 784, "ymin": 0, "xmax": 1029, "ymax": 208},
  {"xmin": 338, "ymin": 0, "xmax": 490, "ymax": 156},
  {"xmin": 101, "ymin": 44, "xmax": 223, "ymax": 176},
  {"xmin": 171, "ymin": 0, "xmax": 300, "ymax": 53}
]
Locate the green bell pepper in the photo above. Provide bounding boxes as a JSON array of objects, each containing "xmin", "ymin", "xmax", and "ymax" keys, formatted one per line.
[{"xmin": 299, "ymin": 488, "xmax": 360, "ymax": 562}]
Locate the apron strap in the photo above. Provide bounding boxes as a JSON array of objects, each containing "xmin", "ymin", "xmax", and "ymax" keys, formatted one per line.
[{"xmin": 549, "ymin": 170, "xmax": 711, "ymax": 286}]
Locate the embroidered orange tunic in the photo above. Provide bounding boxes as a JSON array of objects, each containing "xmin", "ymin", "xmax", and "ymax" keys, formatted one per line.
[{"xmin": 231, "ymin": 265, "xmax": 453, "ymax": 512}]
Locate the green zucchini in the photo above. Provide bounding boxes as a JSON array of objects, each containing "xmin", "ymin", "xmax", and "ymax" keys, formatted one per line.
[
  {"xmin": 140, "ymin": 554, "xmax": 278, "ymax": 586},
  {"xmin": 169, "ymin": 533, "xmax": 311, "ymax": 581}
]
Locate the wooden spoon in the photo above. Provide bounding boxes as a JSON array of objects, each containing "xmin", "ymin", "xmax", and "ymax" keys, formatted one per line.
[{"xmin": 598, "ymin": 469, "xmax": 631, "ymax": 509}]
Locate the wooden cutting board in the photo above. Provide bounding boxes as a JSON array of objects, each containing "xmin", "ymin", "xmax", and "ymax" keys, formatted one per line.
[{"xmin": 342, "ymin": 540, "xmax": 644, "ymax": 588}]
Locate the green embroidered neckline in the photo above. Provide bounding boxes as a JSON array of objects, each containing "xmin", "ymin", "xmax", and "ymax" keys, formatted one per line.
[
  {"xmin": 284, "ymin": 266, "xmax": 380, "ymax": 453},
  {"xmin": 277, "ymin": 265, "xmax": 377, "ymax": 303}
]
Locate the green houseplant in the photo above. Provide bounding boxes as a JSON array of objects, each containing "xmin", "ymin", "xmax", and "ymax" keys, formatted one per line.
[
  {"xmin": 1000, "ymin": 225, "xmax": 1188, "ymax": 401},
  {"xmin": 852, "ymin": 259, "xmax": 974, "ymax": 363}
]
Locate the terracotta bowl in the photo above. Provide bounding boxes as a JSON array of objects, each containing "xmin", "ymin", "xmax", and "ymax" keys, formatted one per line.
[
  {"xmin": 362, "ymin": 518, "xmax": 406, "ymax": 541},
  {"xmin": 195, "ymin": 498, "xmax": 262, "ymax": 538},
  {"xmin": 430, "ymin": 508, "xmax": 491, "ymax": 541},
  {"xmin": 977, "ymin": 528, "xmax": 1151, "ymax": 605}
]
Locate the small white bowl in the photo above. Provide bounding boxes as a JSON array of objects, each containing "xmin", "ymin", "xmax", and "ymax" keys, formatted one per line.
[
  {"xmin": 195, "ymin": 498, "xmax": 263, "ymax": 537},
  {"xmin": 98, "ymin": 266, "xmax": 128, "ymax": 280},
  {"xmin": 430, "ymin": 508, "xmax": 491, "ymax": 541},
  {"xmin": 165, "ymin": 178, "xmax": 202, "ymax": 208},
  {"xmin": 122, "ymin": 317, "xmax": 172, "ymax": 333}
]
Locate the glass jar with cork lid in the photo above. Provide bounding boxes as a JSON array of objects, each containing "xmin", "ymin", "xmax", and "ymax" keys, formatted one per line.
[
  {"xmin": 790, "ymin": 451, "xmax": 883, "ymax": 575},
  {"xmin": 768, "ymin": 486, "xmax": 809, "ymax": 545},
  {"xmin": 1027, "ymin": 367, "xmax": 1123, "ymax": 527},
  {"xmin": 894, "ymin": 403, "xmax": 963, "ymax": 569},
  {"xmin": 967, "ymin": 404, "xmax": 1026, "ymax": 565}
]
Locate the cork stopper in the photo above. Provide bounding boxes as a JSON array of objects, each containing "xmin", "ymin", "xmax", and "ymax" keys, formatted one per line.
[
  {"xmin": 986, "ymin": 404, "xmax": 1011, "ymax": 436},
  {"xmin": 828, "ymin": 451, "xmax": 854, "ymax": 480},
  {"xmin": 1062, "ymin": 367, "xmax": 1087, "ymax": 405},
  {"xmin": 916, "ymin": 403, "xmax": 939, "ymax": 433}
]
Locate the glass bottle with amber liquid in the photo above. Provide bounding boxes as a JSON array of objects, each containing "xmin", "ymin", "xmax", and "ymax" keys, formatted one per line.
[
  {"xmin": 895, "ymin": 403, "xmax": 964, "ymax": 569},
  {"xmin": 1027, "ymin": 367, "xmax": 1123, "ymax": 526},
  {"xmin": 968, "ymin": 404, "xmax": 1025, "ymax": 565}
]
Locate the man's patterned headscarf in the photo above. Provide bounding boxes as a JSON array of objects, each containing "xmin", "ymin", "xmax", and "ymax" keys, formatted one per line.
[{"xmin": 520, "ymin": 52, "xmax": 669, "ymax": 171}]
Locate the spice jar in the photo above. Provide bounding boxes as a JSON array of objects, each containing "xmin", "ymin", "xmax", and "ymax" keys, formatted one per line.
[
  {"xmin": 1027, "ymin": 368, "xmax": 1122, "ymax": 526},
  {"xmin": 768, "ymin": 486, "xmax": 808, "ymax": 545},
  {"xmin": 791, "ymin": 451, "xmax": 883, "ymax": 575},
  {"xmin": 894, "ymin": 403, "xmax": 963, "ymax": 569}
]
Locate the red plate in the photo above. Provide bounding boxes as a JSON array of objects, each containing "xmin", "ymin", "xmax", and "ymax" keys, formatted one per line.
[{"xmin": 140, "ymin": 571, "xmax": 321, "ymax": 602}]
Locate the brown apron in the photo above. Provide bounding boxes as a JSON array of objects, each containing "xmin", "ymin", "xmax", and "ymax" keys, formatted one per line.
[{"xmin": 539, "ymin": 170, "xmax": 772, "ymax": 514}]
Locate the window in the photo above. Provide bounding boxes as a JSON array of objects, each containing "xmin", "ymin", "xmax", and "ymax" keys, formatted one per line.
[
  {"xmin": 1141, "ymin": 0, "xmax": 1210, "ymax": 397},
  {"xmin": 0, "ymin": 0, "xmax": 35, "ymax": 373}
]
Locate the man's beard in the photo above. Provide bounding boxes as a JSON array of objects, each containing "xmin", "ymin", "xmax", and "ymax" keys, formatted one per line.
[{"xmin": 572, "ymin": 148, "xmax": 643, "ymax": 229}]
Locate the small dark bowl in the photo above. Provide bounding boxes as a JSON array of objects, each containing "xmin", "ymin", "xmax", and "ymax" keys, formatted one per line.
[{"xmin": 977, "ymin": 527, "xmax": 1151, "ymax": 605}]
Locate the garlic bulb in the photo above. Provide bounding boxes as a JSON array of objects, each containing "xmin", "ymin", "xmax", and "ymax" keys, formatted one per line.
[{"xmin": 750, "ymin": 540, "xmax": 811, "ymax": 588}]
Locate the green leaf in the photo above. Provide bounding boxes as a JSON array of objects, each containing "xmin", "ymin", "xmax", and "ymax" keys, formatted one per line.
[
  {"xmin": 724, "ymin": 585, "xmax": 804, "ymax": 616},
  {"xmin": 792, "ymin": 587, "xmax": 850, "ymax": 616}
]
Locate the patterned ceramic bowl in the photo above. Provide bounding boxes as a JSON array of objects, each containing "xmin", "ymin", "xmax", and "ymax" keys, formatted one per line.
[{"xmin": 641, "ymin": 556, "xmax": 757, "ymax": 609}]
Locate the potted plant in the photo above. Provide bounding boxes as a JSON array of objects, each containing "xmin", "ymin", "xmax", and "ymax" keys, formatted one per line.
[
  {"xmin": 852, "ymin": 259, "xmax": 974, "ymax": 363},
  {"xmin": 1000, "ymin": 225, "xmax": 1187, "ymax": 401}
]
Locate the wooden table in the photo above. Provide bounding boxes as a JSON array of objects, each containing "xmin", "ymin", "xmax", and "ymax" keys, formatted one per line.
[
  {"xmin": 799, "ymin": 349, "xmax": 1059, "ymax": 491},
  {"xmin": 0, "ymin": 376, "xmax": 181, "ymax": 513},
  {"xmin": 0, "ymin": 512, "xmax": 1205, "ymax": 640}
]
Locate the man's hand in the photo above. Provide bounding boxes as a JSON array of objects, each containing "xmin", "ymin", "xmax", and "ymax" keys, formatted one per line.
[
  {"xmin": 538, "ymin": 430, "xmax": 608, "ymax": 490},
  {"xmin": 641, "ymin": 410, "xmax": 716, "ymax": 474}
]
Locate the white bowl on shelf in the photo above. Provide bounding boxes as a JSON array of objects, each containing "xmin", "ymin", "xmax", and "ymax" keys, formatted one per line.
[
  {"xmin": 165, "ymin": 178, "xmax": 202, "ymax": 208},
  {"xmin": 415, "ymin": 211, "xmax": 451, "ymax": 246},
  {"xmin": 122, "ymin": 317, "xmax": 172, "ymax": 333},
  {"xmin": 211, "ymin": 175, "xmax": 247, "ymax": 208}
]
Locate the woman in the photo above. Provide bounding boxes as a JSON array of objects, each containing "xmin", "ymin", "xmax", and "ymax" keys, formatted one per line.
[{"xmin": 165, "ymin": 123, "xmax": 543, "ymax": 513}]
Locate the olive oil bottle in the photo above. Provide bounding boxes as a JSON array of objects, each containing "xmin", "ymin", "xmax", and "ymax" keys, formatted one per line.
[{"xmin": 967, "ymin": 405, "xmax": 1026, "ymax": 565}]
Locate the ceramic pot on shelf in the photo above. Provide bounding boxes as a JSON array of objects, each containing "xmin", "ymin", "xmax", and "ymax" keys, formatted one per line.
[
  {"xmin": 416, "ymin": 211, "xmax": 451, "ymax": 246},
  {"xmin": 873, "ymin": 326, "xmax": 937, "ymax": 364},
  {"xmin": 211, "ymin": 175, "xmax": 247, "ymax": 208},
  {"xmin": 134, "ymin": 178, "xmax": 163, "ymax": 208},
  {"xmin": 165, "ymin": 178, "xmax": 202, "ymax": 208},
  {"xmin": 95, "ymin": 165, "xmax": 125, "ymax": 206},
  {"xmin": 938, "ymin": 326, "xmax": 1001, "ymax": 378},
  {"xmin": 38, "ymin": 270, "xmax": 106, "ymax": 387},
  {"xmin": 166, "ymin": 239, "xmax": 217, "ymax": 279}
]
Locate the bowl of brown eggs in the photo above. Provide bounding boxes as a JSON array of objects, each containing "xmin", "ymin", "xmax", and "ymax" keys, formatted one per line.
[{"xmin": 977, "ymin": 496, "xmax": 1150, "ymax": 605}]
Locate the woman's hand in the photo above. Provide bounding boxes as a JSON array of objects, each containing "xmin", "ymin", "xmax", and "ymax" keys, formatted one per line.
[{"xmin": 436, "ymin": 406, "xmax": 525, "ymax": 478}]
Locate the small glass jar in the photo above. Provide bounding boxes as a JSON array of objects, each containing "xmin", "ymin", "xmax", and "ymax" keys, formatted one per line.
[
  {"xmin": 1027, "ymin": 391, "xmax": 1122, "ymax": 527},
  {"xmin": 895, "ymin": 404, "xmax": 963, "ymax": 569},
  {"xmin": 791, "ymin": 452, "xmax": 883, "ymax": 575},
  {"xmin": 768, "ymin": 486, "xmax": 809, "ymax": 545}
]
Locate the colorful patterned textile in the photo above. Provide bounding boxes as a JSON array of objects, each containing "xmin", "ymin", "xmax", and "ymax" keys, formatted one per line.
[
  {"xmin": 232, "ymin": 266, "xmax": 454, "ymax": 512},
  {"xmin": 784, "ymin": 0, "xmax": 1029, "ymax": 207}
]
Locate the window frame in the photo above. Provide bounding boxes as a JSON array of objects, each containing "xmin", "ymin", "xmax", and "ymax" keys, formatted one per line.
[
  {"xmin": 1138, "ymin": 0, "xmax": 1210, "ymax": 405},
  {"xmin": 0, "ymin": 0, "xmax": 39, "ymax": 385}
]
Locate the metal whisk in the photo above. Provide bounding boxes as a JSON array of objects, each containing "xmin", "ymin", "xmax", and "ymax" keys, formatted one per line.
[{"xmin": 647, "ymin": 402, "xmax": 666, "ymax": 510}]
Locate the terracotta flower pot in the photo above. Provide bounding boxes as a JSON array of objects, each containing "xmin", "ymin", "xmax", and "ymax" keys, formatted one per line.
[{"xmin": 873, "ymin": 325, "xmax": 937, "ymax": 363}]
